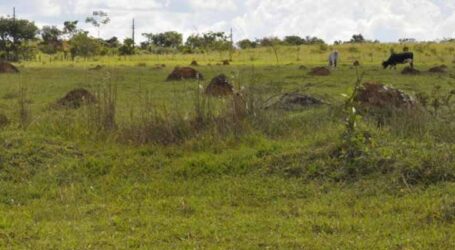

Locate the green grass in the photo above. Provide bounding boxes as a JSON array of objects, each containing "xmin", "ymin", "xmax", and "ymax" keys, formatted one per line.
[{"xmin": 0, "ymin": 43, "xmax": 455, "ymax": 249}]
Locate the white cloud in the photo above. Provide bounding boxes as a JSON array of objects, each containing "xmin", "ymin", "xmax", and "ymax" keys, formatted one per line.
[
  {"xmin": 37, "ymin": 0, "xmax": 62, "ymax": 16},
  {"xmin": 72, "ymin": 0, "xmax": 165, "ymax": 14},
  {"xmin": 189, "ymin": 0, "xmax": 238, "ymax": 11},
  {"xmin": 1, "ymin": 0, "xmax": 455, "ymax": 42},
  {"xmin": 231, "ymin": 0, "xmax": 451, "ymax": 42}
]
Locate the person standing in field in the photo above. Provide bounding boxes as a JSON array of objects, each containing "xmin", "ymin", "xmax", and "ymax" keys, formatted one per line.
[{"xmin": 328, "ymin": 50, "xmax": 339, "ymax": 68}]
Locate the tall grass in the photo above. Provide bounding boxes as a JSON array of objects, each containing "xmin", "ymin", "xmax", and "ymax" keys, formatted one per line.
[
  {"xmin": 18, "ymin": 84, "xmax": 31, "ymax": 129},
  {"xmin": 86, "ymin": 81, "xmax": 117, "ymax": 132},
  {"xmin": 116, "ymin": 83, "xmax": 262, "ymax": 145},
  {"xmin": 7, "ymin": 44, "xmax": 455, "ymax": 185}
]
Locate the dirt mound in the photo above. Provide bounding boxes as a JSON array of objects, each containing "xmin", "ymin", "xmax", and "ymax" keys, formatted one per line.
[
  {"xmin": 266, "ymin": 93, "xmax": 325, "ymax": 110},
  {"xmin": 190, "ymin": 60, "xmax": 199, "ymax": 66},
  {"xmin": 401, "ymin": 66, "xmax": 420, "ymax": 75},
  {"xmin": 56, "ymin": 88, "xmax": 96, "ymax": 108},
  {"xmin": 222, "ymin": 60, "xmax": 230, "ymax": 65},
  {"xmin": 309, "ymin": 67, "xmax": 330, "ymax": 76},
  {"xmin": 205, "ymin": 74, "xmax": 234, "ymax": 97},
  {"xmin": 152, "ymin": 64, "xmax": 166, "ymax": 70},
  {"xmin": 0, "ymin": 62, "xmax": 19, "ymax": 73},
  {"xmin": 353, "ymin": 60, "xmax": 360, "ymax": 67},
  {"xmin": 428, "ymin": 65, "xmax": 448, "ymax": 73},
  {"xmin": 354, "ymin": 82, "xmax": 416, "ymax": 109},
  {"xmin": 89, "ymin": 65, "xmax": 103, "ymax": 71},
  {"xmin": 166, "ymin": 67, "xmax": 203, "ymax": 81}
]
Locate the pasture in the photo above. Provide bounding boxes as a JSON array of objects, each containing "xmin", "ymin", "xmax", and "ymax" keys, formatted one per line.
[{"xmin": 0, "ymin": 43, "xmax": 455, "ymax": 249}]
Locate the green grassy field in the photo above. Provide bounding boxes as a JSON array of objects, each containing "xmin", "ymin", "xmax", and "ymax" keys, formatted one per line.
[{"xmin": 1, "ymin": 43, "xmax": 455, "ymax": 249}]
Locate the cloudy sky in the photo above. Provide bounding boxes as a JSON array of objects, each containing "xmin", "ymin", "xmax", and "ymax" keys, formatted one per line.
[{"xmin": 0, "ymin": 0, "xmax": 454, "ymax": 43}]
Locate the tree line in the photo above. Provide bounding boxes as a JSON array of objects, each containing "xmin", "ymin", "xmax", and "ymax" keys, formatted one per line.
[
  {"xmin": 0, "ymin": 12, "xmax": 394, "ymax": 61},
  {"xmin": 0, "ymin": 16, "xmax": 232, "ymax": 61}
]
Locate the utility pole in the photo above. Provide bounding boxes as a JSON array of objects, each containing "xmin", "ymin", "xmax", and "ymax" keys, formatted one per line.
[
  {"xmin": 132, "ymin": 18, "xmax": 135, "ymax": 48},
  {"xmin": 13, "ymin": 7, "xmax": 16, "ymax": 21},
  {"xmin": 229, "ymin": 28, "xmax": 233, "ymax": 61}
]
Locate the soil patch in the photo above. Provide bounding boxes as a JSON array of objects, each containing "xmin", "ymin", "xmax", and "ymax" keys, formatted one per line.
[
  {"xmin": 0, "ymin": 62, "xmax": 19, "ymax": 73},
  {"xmin": 56, "ymin": 88, "xmax": 97, "ymax": 108},
  {"xmin": 401, "ymin": 66, "xmax": 420, "ymax": 75},
  {"xmin": 266, "ymin": 93, "xmax": 325, "ymax": 110},
  {"xmin": 354, "ymin": 82, "xmax": 416, "ymax": 109},
  {"xmin": 309, "ymin": 67, "xmax": 330, "ymax": 76},
  {"xmin": 166, "ymin": 67, "xmax": 203, "ymax": 81},
  {"xmin": 89, "ymin": 65, "xmax": 103, "ymax": 71},
  {"xmin": 205, "ymin": 74, "xmax": 234, "ymax": 97},
  {"xmin": 428, "ymin": 65, "xmax": 448, "ymax": 73},
  {"xmin": 152, "ymin": 64, "xmax": 166, "ymax": 70}
]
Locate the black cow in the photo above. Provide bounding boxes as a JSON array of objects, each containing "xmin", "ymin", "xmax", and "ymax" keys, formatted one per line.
[{"xmin": 382, "ymin": 52, "xmax": 414, "ymax": 69}]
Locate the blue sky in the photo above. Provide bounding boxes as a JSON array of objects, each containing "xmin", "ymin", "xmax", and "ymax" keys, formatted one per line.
[{"xmin": 0, "ymin": 0, "xmax": 454, "ymax": 43}]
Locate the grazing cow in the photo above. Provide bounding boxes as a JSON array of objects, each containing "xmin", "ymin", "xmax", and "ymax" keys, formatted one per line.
[
  {"xmin": 382, "ymin": 52, "xmax": 414, "ymax": 69},
  {"xmin": 328, "ymin": 50, "xmax": 339, "ymax": 68}
]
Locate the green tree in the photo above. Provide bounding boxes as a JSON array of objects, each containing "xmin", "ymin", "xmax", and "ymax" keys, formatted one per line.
[
  {"xmin": 0, "ymin": 17, "xmax": 38, "ymax": 61},
  {"xmin": 104, "ymin": 36, "xmax": 120, "ymax": 48},
  {"xmin": 39, "ymin": 26, "xmax": 62, "ymax": 54},
  {"xmin": 185, "ymin": 34, "xmax": 203, "ymax": 50},
  {"xmin": 140, "ymin": 33, "xmax": 153, "ymax": 52},
  {"xmin": 302, "ymin": 36, "xmax": 325, "ymax": 45},
  {"xmin": 63, "ymin": 20, "xmax": 79, "ymax": 38},
  {"xmin": 256, "ymin": 37, "xmax": 282, "ymax": 47},
  {"xmin": 69, "ymin": 32, "xmax": 101, "ymax": 59},
  {"xmin": 236, "ymin": 39, "xmax": 257, "ymax": 49},
  {"xmin": 85, "ymin": 11, "xmax": 110, "ymax": 38},
  {"xmin": 284, "ymin": 35, "xmax": 304, "ymax": 45},
  {"xmin": 257, "ymin": 37, "xmax": 282, "ymax": 64},
  {"xmin": 152, "ymin": 31, "xmax": 182, "ymax": 48},
  {"xmin": 350, "ymin": 34, "xmax": 366, "ymax": 43},
  {"xmin": 119, "ymin": 38, "xmax": 135, "ymax": 55},
  {"xmin": 185, "ymin": 32, "xmax": 230, "ymax": 52}
]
